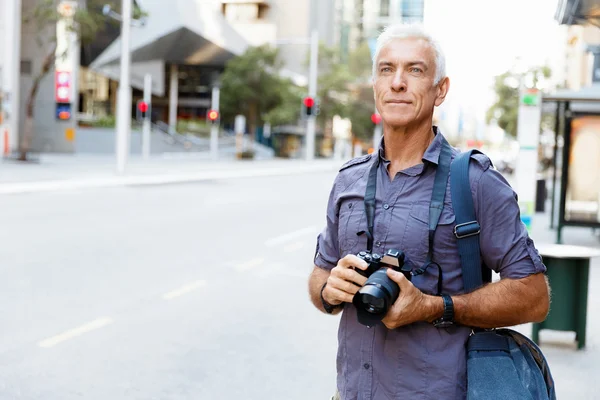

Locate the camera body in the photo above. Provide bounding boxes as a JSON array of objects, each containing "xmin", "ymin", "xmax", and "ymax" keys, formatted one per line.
[{"xmin": 352, "ymin": 249, "xmax": 412, "ymax": 327}]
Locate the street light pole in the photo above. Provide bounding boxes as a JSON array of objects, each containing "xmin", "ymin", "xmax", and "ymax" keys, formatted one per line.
[
  {"xmin": 115, "ymin": 0, "xmax": 132, "ymax": 174},
  {"xmin": 210, "ymin": 84, "xmax": 220, "ymax": 160},
  {"xmin": 305, "ymin": 29, "xmax": 318, "ymax": 161}
]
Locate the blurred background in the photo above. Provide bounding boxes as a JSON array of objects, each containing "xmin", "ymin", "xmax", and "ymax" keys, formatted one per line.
[{"xmin": 2, "ymin": 0, "xmax": 600, "ymax": 399}]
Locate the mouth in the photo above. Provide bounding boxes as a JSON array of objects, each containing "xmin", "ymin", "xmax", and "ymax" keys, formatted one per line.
[{"xmin": 386, "ymin": 100, "xmax": 411, "ymax": 105}]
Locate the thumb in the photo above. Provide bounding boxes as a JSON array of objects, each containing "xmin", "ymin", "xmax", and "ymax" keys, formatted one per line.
[{"xmin": 386, "ymin": 268, "xmax": 410, "ymax": 288}]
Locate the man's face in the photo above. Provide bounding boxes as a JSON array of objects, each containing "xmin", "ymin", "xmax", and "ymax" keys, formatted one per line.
[{"xmin": 373, "ymin": 37, "xmax": 448, "ymax": 129}]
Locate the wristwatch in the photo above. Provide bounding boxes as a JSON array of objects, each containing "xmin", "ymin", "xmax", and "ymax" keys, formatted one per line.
[
  {"xmin": 320, "ymin": 282, "xmax": 342, "ymax": 314},
  {"xmin": 433, "ymin": 294, "xmax": 455, "ymax": 328}
]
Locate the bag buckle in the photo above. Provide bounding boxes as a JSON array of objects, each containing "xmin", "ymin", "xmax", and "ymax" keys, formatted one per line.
[{"xmin": 454, "ymin": 221, "xmax": 480, "ymax": 239}]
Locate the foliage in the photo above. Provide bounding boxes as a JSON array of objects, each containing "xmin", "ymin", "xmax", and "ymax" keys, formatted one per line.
[
  {"xmin": 486, "ymin": 66, "xmax": 551, "ymax": 138},
  {"xmin": 314, "ymin": 43, "xmax": 354, "ymax": 129},
  {"xmin": 220, "ymin": 45, "xmax": 300, "ymax": 133},
  {"xmin": 348, "ymin": 86, "xmax": 376, "ymax": 143}
]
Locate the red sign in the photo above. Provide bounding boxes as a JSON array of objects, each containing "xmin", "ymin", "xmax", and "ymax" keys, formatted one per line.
[{"xmin": 55, "ymin": 71, "xmax": 71, "ymax": 102}]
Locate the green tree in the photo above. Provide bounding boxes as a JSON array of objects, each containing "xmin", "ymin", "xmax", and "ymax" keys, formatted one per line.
[
  {"xmin": 486, "ymin": 66, "xmax": 551, "ymax": 138},
  {"xmin": 314, "ymin": 44, "xmax": 354, "ymax": 134},
  {"xmin": 220, "ymin": 45, "xmax": 299, "ymax": 134},
  {"xmin": 19, "ymin": 0, "xmax": 145, "ymax": 161},
  {"xmin": 348, "ymin": 86, "xmax": 376, "ymax": 143}
]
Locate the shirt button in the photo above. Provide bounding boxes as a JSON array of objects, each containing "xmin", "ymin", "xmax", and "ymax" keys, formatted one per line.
[
  {"xmin": 383, "ymin": 203, "xmax": 390, "ymax": 210},
  {"xmin": 364, "ymin": 363, "xmax": 370, "ymax": 370},
  {"xmin": 376, "ymin": 241, "xmax": 381, "ymax": 247}
]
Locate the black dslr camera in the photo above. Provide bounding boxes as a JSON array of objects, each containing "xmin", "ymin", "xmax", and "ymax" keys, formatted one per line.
[{"xmin": 352, "ymin": 249, "xmax": 412, "ymax": 327}]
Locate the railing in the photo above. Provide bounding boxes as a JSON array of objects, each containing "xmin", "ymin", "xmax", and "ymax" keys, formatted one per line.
[{"xmin": 151, "ymin": 121, "xmax": 208, "ymax": 151}]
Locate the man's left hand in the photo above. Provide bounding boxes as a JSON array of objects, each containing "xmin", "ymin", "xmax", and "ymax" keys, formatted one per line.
[{"xmin": 381, "ymin": 268, "xmax": 435, "ymax": 329}]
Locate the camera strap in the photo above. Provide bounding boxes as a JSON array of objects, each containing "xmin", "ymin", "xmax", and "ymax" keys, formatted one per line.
[{"xmin": 363, "ymin": 135, "xmax": 453, "ymax": 295}]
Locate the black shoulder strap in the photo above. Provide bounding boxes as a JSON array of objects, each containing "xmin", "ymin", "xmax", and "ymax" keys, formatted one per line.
[{"xmin": 450, "ymin": 150, "xmax": 486, "ymax": 293}]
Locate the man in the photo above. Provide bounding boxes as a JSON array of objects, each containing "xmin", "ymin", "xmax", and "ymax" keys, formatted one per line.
[{"xmin": 308, "ymin": 24, "xmax": 550, "ymax": 400}]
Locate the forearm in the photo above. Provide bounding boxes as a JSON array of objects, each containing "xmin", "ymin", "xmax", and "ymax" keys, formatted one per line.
[
  {"xmin": 308, "ymin": 266, "xmax": 343, "ymax": 315},
  {"xmin": 451, "ymin": 273, "xmax": 550, "ymax": 328}
]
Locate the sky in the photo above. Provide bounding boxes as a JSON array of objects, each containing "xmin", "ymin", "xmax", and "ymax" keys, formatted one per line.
[{"xmin": 423, "ymin": 0, "xmax": 564, "ymax": 126}]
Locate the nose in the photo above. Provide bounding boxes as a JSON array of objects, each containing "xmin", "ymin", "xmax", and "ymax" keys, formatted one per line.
[{"xmin": 391, "ymin": 71, "xmax": 406, "ymax": 92}]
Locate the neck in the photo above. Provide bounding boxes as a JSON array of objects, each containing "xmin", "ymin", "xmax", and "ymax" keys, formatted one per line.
[{"xmin": 383, "ymin": 122, "xmax": 435, "ymax": 173}]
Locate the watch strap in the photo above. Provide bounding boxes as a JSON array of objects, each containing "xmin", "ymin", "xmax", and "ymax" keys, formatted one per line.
[
  {"xmin": 433, "ymin": 294, "xmax": 454, "ymax": 327},
  {"xmin": 320, "ymin": 282, "xmax": 341, "ymax": 314}
]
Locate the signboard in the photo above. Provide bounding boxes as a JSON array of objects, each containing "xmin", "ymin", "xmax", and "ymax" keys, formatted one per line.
[{"xmin": 564, "ymin": 115, "xmax": 600, "ymax": 224}]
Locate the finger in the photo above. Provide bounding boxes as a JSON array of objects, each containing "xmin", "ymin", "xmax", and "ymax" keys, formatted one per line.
[
  {"xmin": 386, "ymin": 268, "xmax": 410, "ymax": 289},
  {"xmin": 328, "ymin": 276, "xmax": 361, "ymax": 296},
  {"xmin": 338, "ymin": 254, "xmax": 369, "ymax": 271},
  {"xmin": 336, "ymin": 267, "xmax": 367, "ymax": 287},
  {"xmin": 324, "ymin": 285, "xmax": 354, "ymax": 304}
]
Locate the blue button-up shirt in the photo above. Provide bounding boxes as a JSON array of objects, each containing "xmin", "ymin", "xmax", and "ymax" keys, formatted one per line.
[{"xmin": 314, "ymin": 129, "xmax": 546, "ymax": 400}]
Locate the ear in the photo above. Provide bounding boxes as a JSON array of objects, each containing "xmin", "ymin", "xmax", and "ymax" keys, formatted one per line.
[{"xmin": 434, "ymin": 77, "xmax": 450, "ymax": 107}]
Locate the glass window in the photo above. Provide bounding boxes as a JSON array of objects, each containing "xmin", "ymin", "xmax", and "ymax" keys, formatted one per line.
[
  {"xmin": 223, "ymin": 4, "xmax": 259, "ymax": 23},
  {"xmin": 400, "ymin": 0, "xmax": 424, "ymax": 23},
  {"xmin": 380, "ymin": 0, "xmax": 390, "ymax": 17}
]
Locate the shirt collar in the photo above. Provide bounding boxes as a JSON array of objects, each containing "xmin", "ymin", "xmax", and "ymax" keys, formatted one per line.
[{"xmin": 377, "ymin": 126, "xmax": 444, "ymax": 166}]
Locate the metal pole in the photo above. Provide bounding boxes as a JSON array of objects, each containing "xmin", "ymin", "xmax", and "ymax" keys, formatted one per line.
[
  {"xmin": 168, "ymin": 64, "xmax": 178, "ymax": 134},
  {"xmin": 210, "ymin": 85, "xmax": 220, "ymax": 160},
  {"xmin": 306, "ymin": 29, "xmax": 318, "ymax": 161},
  {"xmin": 550, "ymin": 101, "xmax": 561, "ymax": 229},
  {"xmin": 2, "ymin": 0, "xmax": 22, "ymax": 156},
  {"xmin": 142, "ymin": 73, "xmax": 151, "ymax": 160},
  {"xmin": 372, "ymin": 106, "xmax": 382, "ymax": 151},
  {"xmin": 115, "ymin": 0, "xmax": 132, "ymax": 174}
]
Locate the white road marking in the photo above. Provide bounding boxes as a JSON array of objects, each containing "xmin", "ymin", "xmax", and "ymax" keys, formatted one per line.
[
  {"xmin": 283, "ymin": 241, "xmax": 305, "ymax": 252},
  {"xmin": 235, "ymin": 258, "xmax": 265, "ymax": 271},
  {"xmin": 38, "ymin": 317, "xmax": 114, "ymax": 348},
  {"xmin": 163, "ymin": 280, "xmax": 207, "ymax": 300},
  {"xmin": 264, "ymin": 226, "xmax": 317, "ymax": 247}
]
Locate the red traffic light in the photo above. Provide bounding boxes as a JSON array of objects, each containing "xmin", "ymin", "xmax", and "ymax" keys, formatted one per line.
[
  {"xmin": 208, "ymin": 109, "xmax": 219, "ymax": 121},
  {"xmin": 138, "ymin": 101, "xmax": 149, "ymax": 113},
  {"xmin": 371, "ymin": 113, "xmax": 382, "ymax": 125},
  {"xmin": 303, "ymin": 97, "xmax": 315, "ymax": 108}
]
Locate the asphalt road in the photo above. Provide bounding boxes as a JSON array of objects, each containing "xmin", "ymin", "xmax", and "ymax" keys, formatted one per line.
[
  {"xmin": 0, "ymin": 170, "xmax": 341, "ymax": 399},
  {"xmin": 2, "ymin": 167, "xmax": 600, "ymax": 399}
]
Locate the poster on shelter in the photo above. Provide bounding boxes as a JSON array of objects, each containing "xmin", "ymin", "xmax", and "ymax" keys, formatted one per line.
[{"xmin": 565, "ymin": 116, "xmax": 600, "ymax": 224}]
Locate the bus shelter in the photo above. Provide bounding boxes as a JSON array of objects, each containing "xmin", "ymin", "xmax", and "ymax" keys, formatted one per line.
[{"xmin": 542, "ymin": 85, "xmax": 600, "ymax": 243}]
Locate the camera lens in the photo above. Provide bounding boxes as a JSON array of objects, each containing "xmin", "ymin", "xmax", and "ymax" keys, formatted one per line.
[
  {"xmin": 352, "ymin": 268, "xmax": 400, "ymax": 326},
  {"xmin": 360, "ymin": 292, "xmax": 385, "ymax": 313}
]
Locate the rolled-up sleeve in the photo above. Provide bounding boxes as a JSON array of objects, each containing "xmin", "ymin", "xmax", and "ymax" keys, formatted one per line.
[
  {"xmin": 475, "ymin": 167, "xmax": 547, "ymax": 279},
  {"xmin": 314, "ymin": 176, "xmax": 341, "ymax": 271}
]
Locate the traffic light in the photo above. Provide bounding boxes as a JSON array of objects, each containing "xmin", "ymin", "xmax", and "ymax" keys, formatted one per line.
[
  {"xmin": 136, "ymin": 100, "xmax": 150, "ymax": 121},
  {"xmin": 371, "ymin": 113, "xmax": 382, "ymax": 125},
  {"xmin": 303, "ymin": 96, "xmax": 315, "ymax": 116},
  {"xmin": 207, "ymin": 109, "xmax": 219, "ymax": 124}
]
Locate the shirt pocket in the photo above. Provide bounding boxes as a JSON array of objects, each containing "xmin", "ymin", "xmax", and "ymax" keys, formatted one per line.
[
  {"xmin": 403, "ymin": 200, "xmax": 455, "ymax": 294},
  {"xmin": 338, "ymin": 200, "xmax": 366, "ymax": 255}
]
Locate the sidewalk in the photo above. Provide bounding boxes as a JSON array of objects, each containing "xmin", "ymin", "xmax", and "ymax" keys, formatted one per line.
[
  {"xmin": 518, "ymin": 209, "xmax": 600, "ymax": 399},
  {"xmin": 0, "ymin": 153, "xmax": 341, "ymax": 194}
]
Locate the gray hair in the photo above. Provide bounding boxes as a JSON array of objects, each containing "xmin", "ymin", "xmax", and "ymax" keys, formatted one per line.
[{"xmin": 372, "ymin": 24, "xmax": 446, "ymax": 85}]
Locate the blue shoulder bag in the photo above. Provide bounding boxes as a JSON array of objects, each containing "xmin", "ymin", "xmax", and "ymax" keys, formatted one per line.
[{"xmin": 450, "ymin": 150, "xmax": 557, "ymax": 400}]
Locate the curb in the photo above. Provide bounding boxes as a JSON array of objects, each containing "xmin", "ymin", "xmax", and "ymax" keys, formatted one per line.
[{"xmin": 0, "ymin": 163, "xmax": 339, "ymax": 195}]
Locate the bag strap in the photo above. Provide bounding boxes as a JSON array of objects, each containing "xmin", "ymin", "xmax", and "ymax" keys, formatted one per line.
[{"xmin": 449, "ymin": 150, "xmax": 486, "ymax": 293}]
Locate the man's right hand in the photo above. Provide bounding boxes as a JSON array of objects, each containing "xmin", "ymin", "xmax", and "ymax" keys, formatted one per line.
[{"xmin": 322, "ymin": 254, "xmax": 369, "ymax": 305}]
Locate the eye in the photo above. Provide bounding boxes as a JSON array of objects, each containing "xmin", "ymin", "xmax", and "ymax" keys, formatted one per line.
[
  {"xmin": 380, "ymin": 67, "xmax": 392, "ymax": 73},
  {"xmin": 410, "ymin": 67, "xmax": 423, "ymax": 73}
]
